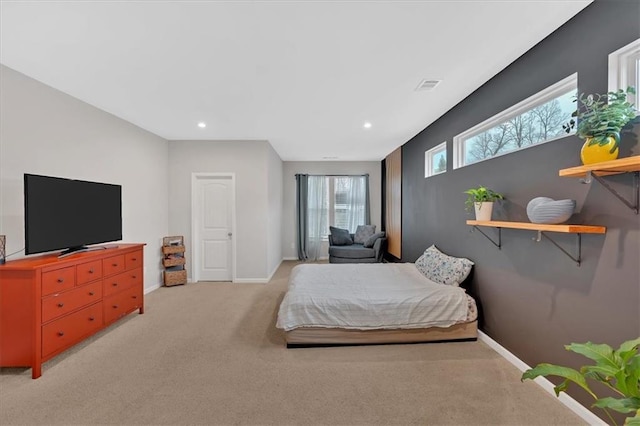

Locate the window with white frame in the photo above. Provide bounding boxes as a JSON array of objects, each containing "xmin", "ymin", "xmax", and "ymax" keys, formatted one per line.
[
  {"xmin": 453, "ymin": 73, "xmax": 577, "ymax": 169},
  {"xmin": 425, "ymin": 142, "xmax": 447, "ymax": 178},
  {"xmin": 307, "ymin": 175, "xmax": 368, "ymax": 239},
  {"xmin": 609, "ymin": 38, "xmax": 640, "ymax": 108}
]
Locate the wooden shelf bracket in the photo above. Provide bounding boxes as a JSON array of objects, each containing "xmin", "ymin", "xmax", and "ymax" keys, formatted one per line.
[
  {"xmin": 559, "ymin": 156, "xmax": 640, "ymax": 215},
  {"xmin": 470, "ymin": 225, "xmax": 501, "ymax": 249},
  {"xmin": 580, "ymin": 170, "xmax": 639, "ymax": 214}
]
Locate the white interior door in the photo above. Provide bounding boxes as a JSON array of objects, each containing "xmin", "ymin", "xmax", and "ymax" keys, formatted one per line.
[{"xmin": 193, "ymin": 174, "xmax": 234, "ymax": 281}]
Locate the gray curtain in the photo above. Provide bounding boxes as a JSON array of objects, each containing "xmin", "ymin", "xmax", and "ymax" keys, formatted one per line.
[
  {"xmin": 364, "ymin": 174, "xmax": 370, "ymax": 225},
  {"xmin": 295, "ymin": 174, "xmax": 309, "ymax": 260}
]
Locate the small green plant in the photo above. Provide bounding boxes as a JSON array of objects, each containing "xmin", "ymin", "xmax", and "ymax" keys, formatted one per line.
[
  {"xmin": 463, "ymin": 185, "xmax": 504, "ymax": 211},
  {"xmin": 563, "ymin": 86, "xmax": 638, "ymax": 153},
  {"xmin": 522, "ymin": 338, "xmax": 640, "ymax": 426}
]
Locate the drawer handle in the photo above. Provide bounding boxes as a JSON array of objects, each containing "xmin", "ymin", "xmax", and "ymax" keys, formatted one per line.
[
  {"xmin": 132, "ymin": 275, "xmax": 137, "ymax": 279},
  {"xmin": 113, "ymin": 304, "xmax": 119, "ymax": 309},
  {"xmin": 58, "ymin": 331, "xmax": 64, "ymax": 337},
  {"xmin": 131, "ymin": 258, "xmax": 137, "ymax": 261},
  {"xmin": 89, "ymin": 291, "xmax": 95, "ymax": 296},
  {"xmin": 89, "ymin": 316, "xmax": 95, "ymax": 321},
  {"xmin": 57, "ymin": 303, "xmax": 64, "ymax": 308},
  {"xmin": 112, "ymin": 282, "xmax": 118, "ymax": 287},
  {"xmin": 112, "ymin": 263, "xmax": 118, "ymax": 267},
  {"xmin": 57, "ymin": 278, "xmax": 64, "ymax": 283},
  {"xmin": 132, "ymin": 295, "xmax": 137, "ymax": 299},
  {"xmin": 89, "ymin": 268, "xmax": 94, "ymax": 274}
]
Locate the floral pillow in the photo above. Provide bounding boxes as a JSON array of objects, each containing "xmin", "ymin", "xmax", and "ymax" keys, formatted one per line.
[{"xmin": 415, "ymin": 245, "xmax": 474, "ymax": 286}]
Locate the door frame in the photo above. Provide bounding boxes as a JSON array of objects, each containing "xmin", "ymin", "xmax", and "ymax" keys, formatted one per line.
[{"xmin": 191, "ymin": 172, "xmax": 237, "ymax": 282}]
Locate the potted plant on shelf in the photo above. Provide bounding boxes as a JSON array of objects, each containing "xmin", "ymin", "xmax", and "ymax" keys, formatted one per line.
[
  {"xmin": 522, "ymin": 338, "xmax": 640, "ymax": 426},
  {"xmin": 563, "ymin": 86, "xmax": 638, "ymax": 165},
  {"xmin": 464, "ymin": 185, "xmax": 504, "ymax": 221}
]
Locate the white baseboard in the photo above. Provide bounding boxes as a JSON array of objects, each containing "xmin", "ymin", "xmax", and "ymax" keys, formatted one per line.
[
  {"xmin": 267, "ymin": 259, "xmax": 283, "ymax": 282},
  {"xmin": 144, "ymin": 283, "xmax": 162, "ymax": 294},
  {"xmin": 233, "ymin": 277, "xmax": 268, "ymax": 284},
  {"xmin": 282, "ymin": 257, "xmax": 298, "ymax": 261},
  {"xmin": 478, "ymin": 331, "xmax": 605, "ymax": 426}
]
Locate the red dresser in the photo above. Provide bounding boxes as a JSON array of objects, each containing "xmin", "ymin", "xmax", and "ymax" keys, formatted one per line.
[{"xmin": 0, "ymin": 244, "xmax": 145, "ymax": 378}]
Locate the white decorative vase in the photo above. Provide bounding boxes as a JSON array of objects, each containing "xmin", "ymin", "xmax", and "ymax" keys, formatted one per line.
[
  {"xmin": 474, "ymin": 202, "xmax": 494, "ymax": 221},
  {"xmin": 526, "ymin": 197, "xmax": 576, "ymax": 224}
]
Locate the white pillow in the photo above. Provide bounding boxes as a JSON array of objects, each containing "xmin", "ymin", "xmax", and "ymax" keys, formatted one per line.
[{"xmin": 415, "ymin": 245, "xmax": 474, "ymax": 286}]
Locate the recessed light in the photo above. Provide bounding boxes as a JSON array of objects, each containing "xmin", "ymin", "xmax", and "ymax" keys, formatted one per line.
[
  {"xmin": 197, "ymin": 122, "xmax": 206, "ymax": 128},
  {"xmin": 363, "ymin": 122, "xmax": 372, "ymax": 129}
]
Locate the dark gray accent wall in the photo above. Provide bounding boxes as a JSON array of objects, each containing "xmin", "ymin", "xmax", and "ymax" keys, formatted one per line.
[{"xmin": 399, "ymin": 0, "xmax": 639, "ymax": 419}]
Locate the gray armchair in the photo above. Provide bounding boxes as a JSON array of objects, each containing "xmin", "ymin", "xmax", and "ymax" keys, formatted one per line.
[{"xmin": 328, "ymin": 233, "xmax": 387, "ymax": 263}]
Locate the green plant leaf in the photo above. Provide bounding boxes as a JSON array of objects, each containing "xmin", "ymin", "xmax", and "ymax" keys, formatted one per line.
[
  {"xmin": 618, "ymin": 338, "xmax": 640, "ymax": 356},
  {"xmin": 593, "ymin": 397, "xmax": 640, "ymax": 414},
  {"xmin": 625, "ymin": 356, "xmax": 640, "ymax": 398},
  {"xmin": 617, "ymin": 369, "xmax": 632, "ymax": 396},
  {"xmin": 625, "ymin": 411, "xmax": 640, "ymax": 426},
  {"xmin": 582, "ymin": 364, "xmax": 619, "ymax": 379},
  {"xmin": 566, "ymin": 342, "xmax": 619, "ymax": 369},
  {"xmin": 522, "ymin": 364, "xmax": 596, "ymax": 398}
]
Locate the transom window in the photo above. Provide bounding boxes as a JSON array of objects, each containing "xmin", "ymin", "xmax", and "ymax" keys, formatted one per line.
[
  {"xmin": 609, "ymin": 38, "xmax": 640, "ymax": 109},
  {"xmin": 425, "ymin": 142, "xmax": 447, "ymax": 178},
  {"xmin": 453, "ymin": 73, "xmax": 577, "ymax": 169}
]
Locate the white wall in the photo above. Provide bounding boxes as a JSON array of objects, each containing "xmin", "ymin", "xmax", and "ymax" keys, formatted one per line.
[
  {"xmin": 0, "ymin": 65, "xmax": 169, "ymax": 292},
  {"xmin": 281, "ymin": 161, "xmax": 382, "ymax": 259},
  {"xmin": 167, "ymin": 140, "xmax": 275, "ymax": 281},
  {"xmin": 266, "ymin": 144, "xmax": 283, "ymax": 279}
]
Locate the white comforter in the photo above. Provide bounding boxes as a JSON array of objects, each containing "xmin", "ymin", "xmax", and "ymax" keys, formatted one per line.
[{"xmin": 276, "ymin": 263, "xmax": 469, "ymax": 331}]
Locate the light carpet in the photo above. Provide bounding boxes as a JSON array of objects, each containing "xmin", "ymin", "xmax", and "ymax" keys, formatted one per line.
[{"xmin": 0, "ymin": 260, "xmax": 584, "ymax": 425}]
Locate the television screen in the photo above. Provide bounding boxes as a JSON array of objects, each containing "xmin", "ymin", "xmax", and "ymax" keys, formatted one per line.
[{"xmin": 24, "ymin": 174, "xmax": 122, "ymax": 255}]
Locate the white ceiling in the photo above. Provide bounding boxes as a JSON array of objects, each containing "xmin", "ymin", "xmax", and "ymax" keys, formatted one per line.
[{"xmin": 0, "ymin": 1, "xmax": 591, "ymax": 161}]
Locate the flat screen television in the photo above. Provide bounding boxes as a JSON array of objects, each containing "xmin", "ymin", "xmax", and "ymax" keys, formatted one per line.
[{"xmin": 24, "ymin": 174, "xmax": 122, "ymax": 256}]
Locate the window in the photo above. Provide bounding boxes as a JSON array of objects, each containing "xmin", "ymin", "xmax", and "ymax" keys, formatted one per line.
[
  {"xmin": 310, "ymin": 175, "xmax": 368, "ymax": 238},
  {"xmin": 425, "ymin": 142, "xmax": 447, "ymax": 178},
  {"xmin": 453, "ymin": 73, "xmax": 577, "ymax": 169},
  {"xmin": 609, "ymin": 38, "xmax": 640, "ymax": 108}
]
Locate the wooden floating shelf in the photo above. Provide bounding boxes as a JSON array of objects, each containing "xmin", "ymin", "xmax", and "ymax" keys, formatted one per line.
[
  {"xmin": 466, "ymin": 220, "xmax": 606, "ymax": 234},
  {"xmin": 466, "ymin": 220, "xmax": 606, "ymax": 266},
  {"xmin": 558, "ymin": 155, "xmax": 640, "ymax": 178}
]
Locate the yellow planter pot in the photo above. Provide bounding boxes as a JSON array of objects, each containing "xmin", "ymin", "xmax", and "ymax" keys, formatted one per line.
[{"xmin": 580, "ymin": 136, "xmax": 619, "ymax": 165}]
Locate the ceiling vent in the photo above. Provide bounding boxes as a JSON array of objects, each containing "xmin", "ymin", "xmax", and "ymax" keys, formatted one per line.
[{"xmin": 415, "ymin": 79, "xmax": 442, "ymax": 91}]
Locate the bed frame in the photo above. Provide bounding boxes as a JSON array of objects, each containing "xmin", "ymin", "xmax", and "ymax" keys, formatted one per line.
[{"xmin": 285, "ymin": 320, "xmax": 477, "ymax": 347}]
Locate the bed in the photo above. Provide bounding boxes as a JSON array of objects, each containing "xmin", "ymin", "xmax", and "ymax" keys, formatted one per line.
[{"xmin": 276, "ymin": 246, "xmax": 478, "ymax": 347}]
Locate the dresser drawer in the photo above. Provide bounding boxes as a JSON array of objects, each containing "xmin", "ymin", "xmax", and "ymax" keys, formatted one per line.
[
  {"xmin": 42, "ymin": 267, "xmax": 75, "ymax": 296},
  {"xmin": 104, "ymin": 286, "xmax": 142, "ymax": 324},
  {"xmin": 125, "ymin": 267, "xmax": 143, "ymax": 287},
  {"xmin": 103, "ymin": 255, "xmax": 125, "ymax": 276},
  {"xmin": 103, "ymin": 270, "xmax": 132, "ymax": 297},
  {"xmin": 42, "ymin": 281, "xmax": 103, "ymax": 323},
  {"xmin": 77, "ymin": 260, "xmax": 102, "ymax": 285},
  {"xmin": 42, "ymin": 302, "xmax": 103, "ymax": 358},
  {"xmin": 125, "ymin": 250, "xmax": 143, "ymax": 270}
]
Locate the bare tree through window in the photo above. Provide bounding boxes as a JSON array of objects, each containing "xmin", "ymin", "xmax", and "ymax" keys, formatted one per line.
[{"xmin": 465, "ymin": 91, "xmax": 574, "ymax": 164}]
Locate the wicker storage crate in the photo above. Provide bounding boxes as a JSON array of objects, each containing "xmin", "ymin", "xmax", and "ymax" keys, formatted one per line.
[
  {"xmin": 163, "ymin": 256, "xmax": 186, "ymax": 268},
  {"xmin": 162, "ymin": 236, "xmax": 186, "ymax": 286},
  {"xmin": 162, "ymin": 245, "xmax": 185, "ymax": 255},
  {"xmin": 164, "ymin": 269, "xmax": 187, "ymax": 287}
]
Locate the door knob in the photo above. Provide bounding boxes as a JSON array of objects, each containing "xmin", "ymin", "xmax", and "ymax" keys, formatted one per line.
[{"xmin": 228, "ymin": 232, "xmax": 232, "ymax": 237}]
